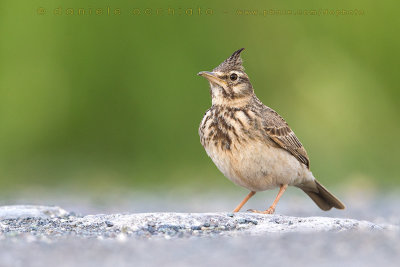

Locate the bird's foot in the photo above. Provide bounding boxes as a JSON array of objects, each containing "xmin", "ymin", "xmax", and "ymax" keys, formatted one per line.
[{"xmin": 247, "ymin": 207, "xmax": 275, "ymax": 214}]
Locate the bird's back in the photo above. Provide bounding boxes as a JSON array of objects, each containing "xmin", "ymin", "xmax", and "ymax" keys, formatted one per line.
[{"xmin": 250, "ymin": 96, "xmax": 310, "ymax": 168}]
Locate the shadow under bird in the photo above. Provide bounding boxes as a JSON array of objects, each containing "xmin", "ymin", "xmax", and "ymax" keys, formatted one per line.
[{"xmin": 198, "ymin": 48, "xmax": 345, "ymax": 214}]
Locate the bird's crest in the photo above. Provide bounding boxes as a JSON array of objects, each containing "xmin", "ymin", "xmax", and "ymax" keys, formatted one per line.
[{"xmin": 213, "ymin": 48, "xmax": 245, "ymax": 72}]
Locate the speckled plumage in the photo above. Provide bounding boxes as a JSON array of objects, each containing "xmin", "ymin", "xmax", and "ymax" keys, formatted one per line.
[{"xmin": 198, "ymin": 48, "xmax": 345, "ymax": 213}]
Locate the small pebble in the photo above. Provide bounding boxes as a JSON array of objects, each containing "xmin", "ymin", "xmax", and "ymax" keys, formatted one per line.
[
  {"xmin": 147, "ymin": 226, "xmax": 155, "ymax": 234},
  {"xmin": 105, "ymin": 221, "xmax": 114, "ymax": 227},
  {"xmin": 237, "ymin": 218, "xmax": 246, "ymax": 224},
  {"xmin": 191, "ymin": 226, "xmax": 201, "ymax": 231}
]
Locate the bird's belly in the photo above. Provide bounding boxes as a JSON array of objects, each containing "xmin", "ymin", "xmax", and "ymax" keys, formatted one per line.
[{"xmin": 204, "ymin": 140, "xmax": 312, "ymax": 191}]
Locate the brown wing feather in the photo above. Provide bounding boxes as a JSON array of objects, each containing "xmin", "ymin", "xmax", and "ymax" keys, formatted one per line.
[{"xmin": 261, "ymin": 107, "xmax": 310, "ymax": 168}]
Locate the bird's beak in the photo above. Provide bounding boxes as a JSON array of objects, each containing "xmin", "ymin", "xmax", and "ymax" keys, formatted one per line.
[{"xmin": 197, "ymin": 71, "xmax": 226, "ymax": 86}]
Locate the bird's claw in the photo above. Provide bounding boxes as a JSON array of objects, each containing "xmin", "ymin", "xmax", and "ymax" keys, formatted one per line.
[{"xmin": 247, "ymin": 207, "xmax": 275, "ymax": 214}]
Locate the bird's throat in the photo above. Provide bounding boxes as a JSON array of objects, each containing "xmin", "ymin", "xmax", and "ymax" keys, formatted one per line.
[{"xmin": 211, "ymin": 94, "xmax": 253, "ymax": 108}]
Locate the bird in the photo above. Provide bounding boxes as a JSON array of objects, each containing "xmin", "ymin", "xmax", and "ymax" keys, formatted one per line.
[{"xmin": 197, "ymin": 48, "xmax": 345, "ymax": 214}]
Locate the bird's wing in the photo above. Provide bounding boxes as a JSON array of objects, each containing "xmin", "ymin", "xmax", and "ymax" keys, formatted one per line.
[{"xmin": 261, "ymin": 107, "xmax": 310, "ymax": 168}]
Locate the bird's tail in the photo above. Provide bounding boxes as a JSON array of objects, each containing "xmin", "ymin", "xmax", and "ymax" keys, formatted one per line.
[{"xmin": 297, "ymin": 179, "xmax": 345, "ymax": 211}]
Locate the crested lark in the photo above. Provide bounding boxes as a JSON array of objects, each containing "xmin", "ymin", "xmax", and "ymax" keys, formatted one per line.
[{"xmin": 198, "ymin": 48, "xmax": 345, "ymax": 214}]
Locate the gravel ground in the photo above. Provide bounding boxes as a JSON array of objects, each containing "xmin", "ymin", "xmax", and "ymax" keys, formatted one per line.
[
  {"xmin": 0, "ymin": 204, "xmax": 398, "ymax": 267},
  {"xmin": 0, "ymin": 205, "xmax": 390, "ymax": 240},
  {"xmin": 0, "ymin": 191, "xmax": 399, "ymax": 267}
]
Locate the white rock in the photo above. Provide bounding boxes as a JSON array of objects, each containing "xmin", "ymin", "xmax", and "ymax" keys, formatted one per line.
[
  {"xmin": 0, "ymin": 205, "xmax": 68, "ymax": 220},
  {"xmin": 0, "ymin": 205, "xmax": 396, "ymax": 237}
]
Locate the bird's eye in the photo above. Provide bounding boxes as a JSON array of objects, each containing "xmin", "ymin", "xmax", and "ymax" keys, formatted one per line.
[{"xmin": 230, "ymin": 73, "xmax": 238, "ymax": 81}]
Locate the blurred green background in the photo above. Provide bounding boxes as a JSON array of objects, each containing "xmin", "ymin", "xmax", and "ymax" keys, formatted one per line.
[{"xmin": 0, "ymin": 0, "xmax": 399, "ymax": 194}]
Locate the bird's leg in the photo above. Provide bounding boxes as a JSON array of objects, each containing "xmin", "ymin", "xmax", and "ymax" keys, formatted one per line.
[
  {"xmin": 248, "ymin": 184, "xmax": 288, "ymax": 214},
  {"xmin": 233, "ymin": 191, "xmax": 256, "ymax": 212}
]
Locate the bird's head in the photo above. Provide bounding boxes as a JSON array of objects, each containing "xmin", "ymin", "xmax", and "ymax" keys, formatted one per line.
[{"xmin": 198, "ymin": 48, "xmax": 254, "ymax": 107}]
